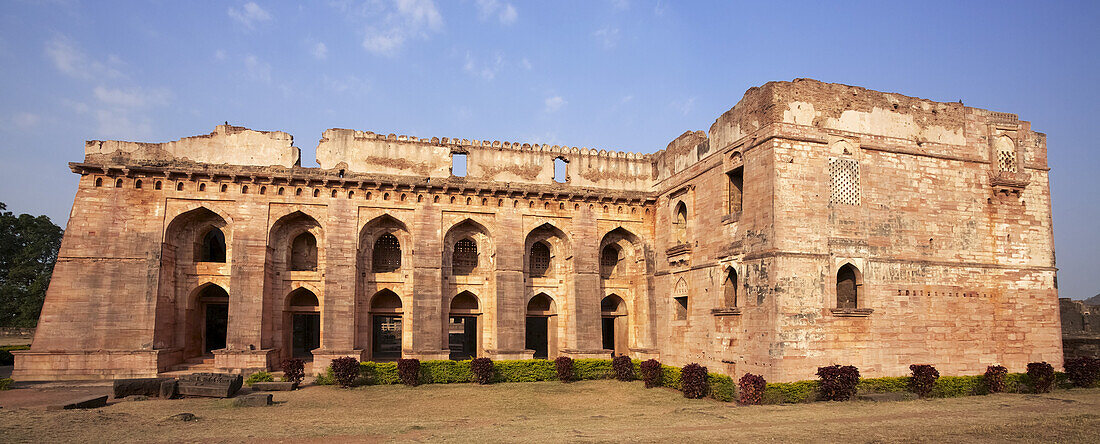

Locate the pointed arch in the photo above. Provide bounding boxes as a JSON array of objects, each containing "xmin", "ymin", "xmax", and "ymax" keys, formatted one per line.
[
  {"xmin": 673, "ymin": 201, "xmax": 688, "ymax": 244},
  {"xmin": 673, "ymin": 277, "xmax": 689, "ymax": 320},
  {"xmin": 524, "ymin": 222, "xmax": 571, "ymax": 279},
  {"xmin": 269, "ymin": 210, "xmax": 324, "ymax": 272},
  {"xmin": 723, "ymin": 266, "xmax": 738, "ymax": 308},
  {"xmin": 836, "ymin": 263, "xmax": 862, "ymax": 310},
  {"xmin": 449, "ymin": 290, "xmax": 481, "ymax": 359},
  {"xmin": 444, "ymin": 218, "xmax": 493, "ymax": 277},
  {"xmin": 360, "ymin": 214, "xmax": 410, "ymax": 275}
]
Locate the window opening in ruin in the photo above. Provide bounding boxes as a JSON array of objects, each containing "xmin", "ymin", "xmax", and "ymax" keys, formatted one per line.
[
  {"xmin": 94, "ymin": 177, "xmax": 102, "ymax": 187},
  {"xmin": 348, "ymin": 190, "xmax": 354, "ymax": 199},
  {"xmin": 259, "ymin": 186, "xmax": 266, "ymax": 195},
  {"xmin": 724, "ymin": 268, "xmax": 738, "ymax": 307},
  {"xmin": 673, "ymin": 202, "xmax": 688, "ymax": 245},
  {"xmin": 312, "ymin": 189, "xmax": 319, "ymax": 197},
  {"xmin": 553, "ymin": 157, "xmax": 568, "ymax": 183},
  {"xmin": 220, "ymin": 184, "xmax": 228, "ymax": 192},
  {"xmin": 600, "ymin": 244, "xmax": 620, "ymax": 278},
  {"xmin": 673, "ymin": 278, "xmax": 688, "ymax": 320},
  {"xmin": 836, "ymin": 264, "xmax": 859, "ymax": 310},
  {"xmin": 451, "ymin": 153, "xmax": 468, "ymax": 177},
  {"xmin": 996, "ymin": 136, "xmax": 1018, "ymax": 173},
  {"xmin": 115, "ymin": 178, "xmax": 123, "ymax": 188},
  {"xmin": 155, "ymin": 180, "xmax": 164, "ymax": 190},
  {"xmin": 199, "ymin": 228, "xmax": 227, "ymax": 263},
  {"xmin": 290, "ymin": 232, "xmax": 318, "ymax": 271},
  {"xmin": 278, "ymin": 187, "xmax": 284, "ymax": 195},
  {"xmin": 331, "ymin": 189, "xmax": 337, "ymax": 198},
  {"xmin": 829, "ymin": 158, "xmax": 860, "ymax": 206},
  {"xmin": 134, "ymin": 179, "xmax": 142, "ymax": 189},
  {"xmin": 452, "ymin": 238, "xmax": 478, "ymax": 275},
  {"xmin": 372, "ymin": 233, "xmax": 401, "ymax": 273},
  {"xmin": 295, "ymin": 188, "xmax": 302, "ymax": 196},
  {"xmin": 176, "ymin": 182, "xmax": 184, "ymax": 191},
  {"xmin": 199, "ymin": 183, "xmax": 207, "ymax": 192},
  {"xmin": 727, "ymin": 167, "xmax": 743, "ymax": 214},
  {"xmin": 242, "ymin": 185, "xmax": 248, "ymax": 194},
  {"xmin": 529, "ymin": 242, "xmax": 551, "ymax": 277}
]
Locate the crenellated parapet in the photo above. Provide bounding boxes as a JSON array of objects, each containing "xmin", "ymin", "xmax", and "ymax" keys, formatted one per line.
[{"xmin": 316, "ymin": 128, "xmax": 655, "ymax": 192}]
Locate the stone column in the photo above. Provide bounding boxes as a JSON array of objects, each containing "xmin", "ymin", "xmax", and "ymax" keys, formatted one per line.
[
  {"xmin": 218, "ymin": 198, "xmax": 274, "ymax": 371},
  {"xmin": 563, "ymin": 205, "xmax": 606, "ymax": 359},
  {"xmin": 486, "ymin": 208, "xmax": 533, "ymax": 360},
  {"xmin": 410, "ymin": 203, "xmax": 449, "ymax": 360},
  {"xmin": 312, "ymin": 197, "xmax": 363, "ymax": 372}
]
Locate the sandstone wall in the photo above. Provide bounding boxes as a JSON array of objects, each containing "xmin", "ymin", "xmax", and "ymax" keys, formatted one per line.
[{"xmin": 84, "ymin": 124, "xmax": 300, "ymax": 168}]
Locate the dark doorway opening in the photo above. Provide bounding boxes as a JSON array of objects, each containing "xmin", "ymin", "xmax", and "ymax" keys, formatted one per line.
[
  {"xmin": 292, "ymin": 313, "xmax": 320, "ymax": 358},
  {"xmin": 372, "ymin": 315, "xmax": 402, "ymax": 361},
  {"xmin": 448, "ymin": 316, "xmax": 477, "ymax": 360},
  {"xmin": 204, "ymin": 303, "xmax": 228, "ymax": 353},
  {"xmin": 602, "ymin": 317, "xmax": 616, "ymax": 351},
  {"xmin": 526, "ymin": 316, "xmax": 549, "ymax": 359}
]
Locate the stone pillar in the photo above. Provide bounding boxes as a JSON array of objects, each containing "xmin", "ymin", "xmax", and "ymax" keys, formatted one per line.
[
  {"xmin": 313, "ymin": 198, "xmax": 362, "ymax": 369},
  {"xmin": 486, "ymin": 209, "xmax": 533, "ymax": 360},
  {"xmin": 218, "ymin": 199, "xmax": 275, "ymax": 371},
  {"xmin": 562, "ymin": 206, "xmax": 606, "ymax": 359},
  {"xmin": 409, "ymin": 203, "xmax": 449, "ymax": 360}
]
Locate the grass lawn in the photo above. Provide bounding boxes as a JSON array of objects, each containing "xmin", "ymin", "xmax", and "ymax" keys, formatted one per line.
[{"xmin": 1, "ymin": 380, "xmax": 1098, "ymax": 442}]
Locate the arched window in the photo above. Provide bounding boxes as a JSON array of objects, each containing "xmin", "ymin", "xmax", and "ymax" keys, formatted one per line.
[
  {"xmin": 115, "ymin": 178, "xmax": 124, "ymax": 188},
  {"xmin": 220, "ymin": 184, "xmax": 228, "ymax": 192},
  {"xmin": 154, "ymin": 180, "xmax": 162, "ymax": 190},
  {"xmin": 372, "ymin": 233, "xmax": 401, "ymax": 273},
  {"xmin": 529, "ymin": 242, "xmax": 550, "ymax": 277},
  {"xmin": 95, "ymin": 177, "xmax": 103, "ymax": 187},
  {"xmin": 723, "ymin": 268, "xmax": 738, "ymax": 307},
  {"xmin": 673, "ymin": 278, "xmax": 688, "ymax": 320},
  {"xmin": 600, "ymin": 244, "xmax": 619, "ymax": 278},
  {"xmin": 995, "ymin": 136, "xmax": 1018, "ymax": 173},
  {"xmin": 199, "ymin": 228, "xmax": 226, "ymax": 263},
  {"xmin": 836, "ymin": 264, "xmax": 859, "ymax": 310},
  {"xmin": 176, "ymin": 182, "xmax": 184, "ymax": 191},
  {"xmin": 135, "ymin": 179, "xmax": 143, "ymax": 189},
  {"xmin": 452, "ymin": 238, "xmax": 478, "ymax": 275},
  {"xmin": 290, "ymin": 232, "xmax": 318, "ymax": 271},
  {"xmin": 673, "ymin": 202, "xmax": 688, "ymax": 244}
]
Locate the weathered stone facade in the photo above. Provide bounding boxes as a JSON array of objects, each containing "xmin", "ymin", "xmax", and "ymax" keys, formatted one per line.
[
  {"xmin": 1060, "ymin": 298, "xmax": 1100, "ymax": 360},
  {"xmin": 14, "ymin": 79, "xmax": 1062, "ymax": 382}
]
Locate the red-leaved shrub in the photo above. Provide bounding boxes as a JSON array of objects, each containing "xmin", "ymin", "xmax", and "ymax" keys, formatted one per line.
[
  {"xmin": 985, "ymin": 365, "xmax": 1008, "ymax": 393},
  {"xmin": 330, "ymin": 356, "xmax": 360, "ymax": 388},
  {"xmin": 554, "ymin": 356, "xmax": 574, "ymax": 382},
  {"xmin": 612, "ymin": 355, "xmax": 634, "ymax": 381},
  {"xmin": 281, "ymin": 358, "xmax": 305, "ymax": 384},
  {"xmin": 397, "ymin": 358, "xmax": 421, "ymax": 386},
  {"xmin": 681, "ymin": 363, "xmax": 708, "ymax": 399},
  {"xmin": 1027, "ymin": 362, "xmax": 1055, "ymax": 393},
  {"xmin": 1064, "ymin": 357, "xmax": 1100, "ymax": 388},
  {"xmin": 738, "ymin": 373, "xmax": 766, "ymax": 405},
  {"xmin": 471, "ymin": 357, "xmax": 494, "ymax": 384},
  {"xmin": 817, "ymin": 365, "xmax": 860, "ymax": 401},
  {"xmin": 908, "ymin": 364, "xmax": 940, "ymax": 398},
  {"xmin": 640, "ymin": 359, "xmax": 662, "ymax": 388}
]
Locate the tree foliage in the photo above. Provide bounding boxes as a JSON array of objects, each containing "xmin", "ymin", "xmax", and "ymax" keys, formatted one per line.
[{"xmin": 0, "ymin": 202, "xmax": 63, "ymax": 328}]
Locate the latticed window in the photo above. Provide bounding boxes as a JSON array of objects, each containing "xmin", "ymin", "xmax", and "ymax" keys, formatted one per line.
[
  {"xmin": 600, "ymin": 245, "xmax": 619, "ymax": 278},
  {"xmin": 452, "ymin": 238, "xmax": 478, "ymax": 275},
  {"xmin": 529, "ymin": 242, "xmax": 550, "ymax": 277},
  {"xmin": 829, "ymin": 158, "xmax": 861, "ymax": 206},
  {"xmin": 998, "ymin": 149, "xmax": 1018, "ymax": 172},
  {"xmin": 372, "ymin": 233, "xmax": 401, "ymax": 273}
]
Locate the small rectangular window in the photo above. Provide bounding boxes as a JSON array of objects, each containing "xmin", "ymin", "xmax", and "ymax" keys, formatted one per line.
[
  {"xmin": 727, "ymin": 167, "xmax": 743, "ymax": 214},
  {"xmin": 451, "ymin": 153, "xmax": 468, "ymax": 177},
  {"xmin": 674, "ymin": 296, "xmax": 688, "ymax": 320},
  {"xmin": 553, "ymin": 157, "xmax": 567, "ymax": 183}
]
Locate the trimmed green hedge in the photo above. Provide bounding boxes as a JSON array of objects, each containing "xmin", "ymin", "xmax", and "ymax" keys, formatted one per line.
[
  {"xmin": 0, "ymin": 345, "xmax": 30, "ymax": 366},
  {"xmin": 0, "ymin": 377, "xmax": 13, "ymax": 390}
]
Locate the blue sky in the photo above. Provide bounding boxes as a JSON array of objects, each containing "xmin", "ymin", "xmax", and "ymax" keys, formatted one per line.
[{"xmin": 0, "ymin": 0, "xmax": 1097, "ymax": 299}]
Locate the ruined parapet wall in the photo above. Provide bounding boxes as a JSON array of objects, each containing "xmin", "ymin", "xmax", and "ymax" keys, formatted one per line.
[
  {"xmin": 1061, "ymin": 298, "xmax": 1100, "ymax": 360},
  {"xmin": 652, "ymin": 78, "xmax": 1049, "ymax": 185},
  {"xmin": 316, "ymin": 128, "xmax": 654, "ymax": 191},
  {"xmin": 84, "ymin": 124, "xmax": 300, "ymax": 168}
]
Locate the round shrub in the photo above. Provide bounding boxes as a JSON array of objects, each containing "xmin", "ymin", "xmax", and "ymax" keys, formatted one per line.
[
  {"xmin": 281, "ymin": 358, "xmax": 305, "ymax": 384},
  {"xmin": 245, "ymin": 371, "xmax": 274, "ymax": 387},
  {"xmin": 554, "ymin": 356, "xmax": 574, "ymax": 382},
  {"xmin": 908, "ymin": 364, "xmax": 940, "ymax": 398},
  {"xmin": 330, "ymin": 356, "xmax": 361, "ymax": 388},
  {"xmin": 817, "ymin": 365, "xmax": 860, "ymax": 401},
  {"xmin": 640, "ymin": 359, "xmax": 662, "ymax": 388},
  {"xmin": 1026, "ymin": 362, "xmax": 1055, "ymax": 393},
  {"xmin": 397, "ymin": 358, "xmax": 421, "ymax": 386},
  {"xmin": 612, "ymin": 355, "xmax": 635, "ymax": 381},
  {"xmin": 984, "ymin": 365, "xmax": 1008, "ymax": 393},
  {"xmin": 470, "ymin": 357, "xmax": 494, "ymax": 385},
  {"xmin": 1064, "ymin": 357, "xmax": 1100, "ymax": 388},
  {"xmin": 738, "ymin": 373, "xmax": 766, "ymax": 405},
  {"xmin": 681, "ymin": 363, "xmax": 708, "ymax": 399}
]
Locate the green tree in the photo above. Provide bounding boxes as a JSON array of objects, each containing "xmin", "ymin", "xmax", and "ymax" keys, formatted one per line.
[{"xmin": 0, "ymin": 202, "xmax": 63, "ymax": 327}]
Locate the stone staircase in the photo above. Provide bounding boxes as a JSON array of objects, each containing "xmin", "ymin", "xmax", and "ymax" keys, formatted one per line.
[{"xmin": 160, "ymin": 356, "xmax": 217, "ymax": 376}]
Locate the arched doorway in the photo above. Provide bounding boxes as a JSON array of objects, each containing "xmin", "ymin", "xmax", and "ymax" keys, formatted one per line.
[
  {"xmin": 196, "ymin": 284, "xmax": 229, "ymax": 355},
  {"xmin": 525, "ymin": 293, "xmax": 557, "ymax": 359},
  {"xmin": 286, "ymin": 288, "xmax": 320, "ymax": 359},
  {"xmin": 369, "ymin": 289, "xmax": 403, "ymax": 361},
  {"xmin": 601, "ymin": 294, "xmax": 628, "ymax": 356},
  {"xmin": 449, "ymin": 291, "xmax": 480, "ymax": 360}
]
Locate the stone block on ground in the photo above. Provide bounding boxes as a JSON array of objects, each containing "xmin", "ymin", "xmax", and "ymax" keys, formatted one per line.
[
  {"xmin": 251, "ymin": 381, "xmax": 297, "ymax": 391},
  {"xmin": 177, "ymin": 373, "xmax": 242, "ymax": 398},
  {"xmin": 233, "ymin": 393, "xmax": 272, "ymax": 407},
  {"xmin": 159, "ymin": 379, "xmax": 179, "ymax": 399},
  {"xmin": 113, "ymin": 377, "xmax": 173, "ymax": 398},
  {"xmin": 47, "ymin": 395, "xmax": 108, "ymax": 410}
]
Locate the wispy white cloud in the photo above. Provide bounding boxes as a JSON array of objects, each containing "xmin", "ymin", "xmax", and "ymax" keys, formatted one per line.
[
  {"xmin": 476, "ymin": 0, "xmax": 517, "ymax": 25},
  {"xmin": 5, "ymin": 112, "xmax": 41, "ymax": 131},
  {"xmin": 93, "ymin": 86, "xmax": 172, "ymax": 108},
  {"xmin": 214, "ymin": 49, "xmax": 227, "ymax": 60},
  {"xmin": 671, "ymin": 97, "xmax": 696, "ymax": 116},
  {"xmin": 545, "ymin": 95, "xmax": 566, "ymax": 112},
  {"xmin": 311, "ymin": 42, "xmax": 328, "ymax": 60},
  {"xmin": 94, "ymin": 109, "xmax": 153, "ymax": 140},
  {"xmin": 44, "ymin": 35, "xmax": 122, "ymax": 80},
  {"xmin": 228, "ymin": 2, "xmax": 273, "ymax": 30},
  {"xmin": 610, "ymin": 0, "xmax": 630, "ymax": 11},
  {"xmin": 244, "ymin": 54, "xmax": 272, "ymax": 83},
  {"xmin": 353, "ymin": 0, "xmax": 445, "ymax": 56},
  {"xmin": 521, "ymin": 58, "xmax": 532, "ymax": 70},
  {"xmin": 322, "ymin": 74, "xmax": 370, "ymax": 95},
  {"xmin": 593, "ymin": 26, "xmax": 620, "ymax": 50},
  {"xmin": 463, "ymin": 51, "xmax": 505, "ymax": 80}
]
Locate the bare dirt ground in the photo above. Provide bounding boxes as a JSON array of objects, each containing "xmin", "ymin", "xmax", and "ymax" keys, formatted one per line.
[{"xmin": 1, "ymin": 380, "xmax": 1098, "ymax": 443}]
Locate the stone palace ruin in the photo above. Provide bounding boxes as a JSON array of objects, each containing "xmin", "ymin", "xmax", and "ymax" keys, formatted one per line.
[{"xmin": 13, "ymin": 79, "xmax": 1062, "ymax": 382}]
